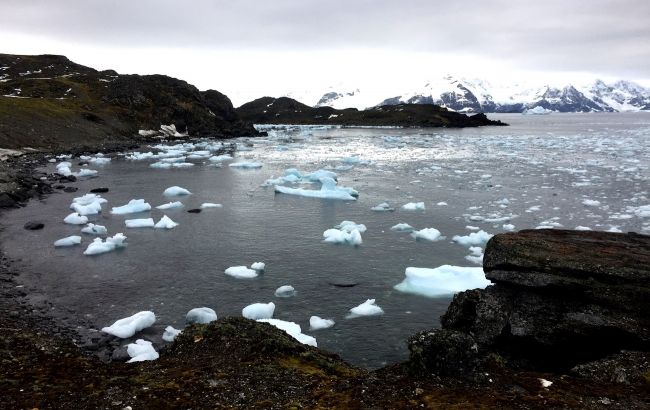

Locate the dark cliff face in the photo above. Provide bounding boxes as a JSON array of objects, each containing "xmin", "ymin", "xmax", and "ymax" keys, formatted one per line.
[
  {"xmin": 0, "ymin": 54, "xmax": 256, "ymax": 149},
  {"xmin": 237, "ymin": 96, "xmax": 507, "ymax": 127}
]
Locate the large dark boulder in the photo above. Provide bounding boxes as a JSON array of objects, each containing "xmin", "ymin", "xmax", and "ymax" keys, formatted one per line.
[{"xmin": 408, "ymin": 329, "xmax": 480, "ymax": 378}]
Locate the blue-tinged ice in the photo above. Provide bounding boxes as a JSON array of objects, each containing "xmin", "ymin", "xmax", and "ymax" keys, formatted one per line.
[
  {"xmin": 102, "ymin": 311, "xmax": 156, "ymax": 338},
  {"xmin": 394, "ymin": 265, "xmax": 491, "ymax": 298}
]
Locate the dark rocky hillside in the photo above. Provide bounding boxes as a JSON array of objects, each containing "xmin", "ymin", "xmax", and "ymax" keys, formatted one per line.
[
  {"xmin": 237, "ymin": 96, "xmax": 507, "ymax": 127},
  {"xmin": 0, "ymin": 54, "xmax": 256, "ymax": 149}
]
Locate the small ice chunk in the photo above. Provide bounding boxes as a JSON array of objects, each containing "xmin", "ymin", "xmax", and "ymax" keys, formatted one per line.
[
  {"xmin": 539, "ymin": 378, "xmax": 553, "ymax": 388},
  {"xmin": 83, "ymin": 233, "xmax": 127, "ymax": 255},
  {"xmin": 154, "ymin": 215, "xmax": 178, "ymax": 229},
  {"xmin": 256, "ymin": 318, "xmax": 317, "ymax": 347},
  {"xmin": 54, "ymin": 235, "xmax": 82, "ymax": 247},
  {"xmin": 323, "ymin": 228, "xmax": 363, "ymax": 246},
  {"xmin": 574, "ymin": 226, "xmax": 592, "ymax": 231},
  {"xmin": 242, "ymin": 302, "xmax": 275, "ymax": 320},
  {"xmin": 437, "ymin": 202, "xmax": 448, "ymax": 206},
  {"xmin": 274, "ymin": 177, "xmax": 357, "ymax": 201},
  {"xmin": 126, "ymin": 339, "xmax": 159, "ymax": 363},
  {"xmin": 371, "ymin": 202, "xmax": 394, "ymax": 212},
  {"xmin": 402, "ymin": 202, "xmax": 425, "ymax": 211},
  {"xmin": 186, "ymin": 307, "xmax": 218, "ymax": 324},
  {"xmin": 390, "ymin": 223, "xmax": 414, "ymax": 232},
  {"xmin": 74, "ymin": 169, "xmax": 98, "ymax": 177},
  {"xmin": 394, "ymin": 265, "xmax": 491, "ymax": 298},
  {"xmin": 156, "ymin": 201, "xmax": 184, "ymax": 210},
  {"xmin": 309, "ymin": 316, "xmax": 335, "ymax": 330},
  {"xmin": 251, "ymin": 262, "xmax": 265, "ymax": 271},
  {"xmin": 582, "ymin": 199, "xmax": 601, "ymax": 207},
  {"xmin": 162, "ymin": 326, "xmax": 182, "ymax": 342},
  {"xmin": 64, "ymin": 212, "xmax": 88, "ymax": 225},
  {"xmin": 411, "ymin": 228, "xmax": 443, "ymax": 242},
  {"xmin": 465, "ymin": 247, "xmax": 484, "ymax": 265},
  {"xmin": 274, "ymin": 285, "xmax": 296, "ymax": 298},
  {"xmin": 71, "ymin": 201, "xmax": 103, "ymax": 216},
  {"xmin": 225, "ymin": 266, "xmax": 258, "ymax": 279},
  {"xmin": 452, "ymin": 230, "xmax": 493, "ymax": 247},
  {"xmin": 81, "ymin": 223, "xmax": 107, "ymax": 235},
  {"xmin": 125, "ymin": 218, "xmax": 155, "ymax": 228},
  {"xmin": 208, "ymin": 154, "xmax": 233, "ymax": 162},
  {"xmin": 200, "ymin": 203, "xmax": 223, "ymax": 209},
  {"xmin": 163, "ymin": 186, "xmax": 191, "ymax": 196},
  {"xmin": 111, "ymin": 199, "xmax": 151, "ymax": 215},
  {"xmin": 502, "ymin": 224, "xmax": 515, "ymax": 231},
  {"xmin": 229, "ymin": 162, "xmax": 263, "ymax": 169},
  {"xmin": 102, "ymin": 311, "xmax": 156, "ymax": 338},
  {"xmin": 73, "ymin": 194, "xmax": 107, "ymax": 206},
  {"xmin": 347, "ymin": 299, "xmax": 384, "ymax": 318}
]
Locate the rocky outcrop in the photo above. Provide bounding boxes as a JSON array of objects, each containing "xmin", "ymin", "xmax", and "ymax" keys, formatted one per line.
[
  {"xmin": 236, "ymin": 96, "xmax": 507, "ymax": 128},
  {"xmin": 410, "ymin": 229, "xmax": 650, "ymax": 376}
]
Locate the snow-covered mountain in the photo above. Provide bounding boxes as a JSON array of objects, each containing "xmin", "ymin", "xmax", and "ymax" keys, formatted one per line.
[{"xmin": 295, "ymin": 77, "xmax": 650, "ymax": 113}]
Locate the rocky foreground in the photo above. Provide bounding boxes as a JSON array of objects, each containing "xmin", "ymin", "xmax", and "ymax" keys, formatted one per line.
[{"xmin": 1, "ymin": 202, "xmax": 648, "ymax": 409}]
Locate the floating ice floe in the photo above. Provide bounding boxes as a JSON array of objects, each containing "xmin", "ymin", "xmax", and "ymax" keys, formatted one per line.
[
  {"xmin": 574, "ymin": 226, "xmax": 592, "ymax": 231},
  {"xmin": 256, "ymin": 318, "xmax": 317, "ymax": 347},
  {"xmin": 274, "ymin": 177, "xmax": 357, "ymax": 201},
  {"xmin": 81, "ymin": 223, "xmax": 107, "ymax": 235},
  {"xmin": 200, "ymin": 202, "xmax": 222, "ymax": 209},
  {"xmin": 208, "ymin": 154, "xmax": 233, "ymax": 162},
  {"xmin": 111, "ymin": 199, "xmax": 151, "ymax": 215},
  {"xmin": 323, "ymin": 220, "xmax": 365, "ymax": 246},
  {"xmin": 54, "ymin": 235, "xmax": 82, "ymax": 247},
  {"xmin": 229, "ymin": 162, "xmax": 263, "ymax": 169},
  {"xmin": 275, "ymin": 285, "xmax": 296, "ymax": 298},
  {"xmin": 83, "ymin": 233, "xmax": 127, "ymax": 255},
  {"xmin": 465, "ymin": 247, "xmax": 484, "ymax": 265},
  {"xmin": 163, "ymin": 186, "xmax": 191, "ymax": 196},
  {"xmin": 73, "ymin": 193, "xmax": 107, "ymax": 206},
  {"xmin": 125, "ymin": 218, "xmax": 155, "ymax": 228},
  {"xmin": 154, "ymin": 215, "xmax": 178, "ymax": 229},
  {"xmin": 251, "ymin": 262, "xmax": 265, "ymax": 271},
  {"xmin": 64, "ymin": 212, "xmax": 89, "ymax": 225},
  {"xmin": 452, "ymin": 230, "xmax": 493, "ymax": 247},
  {"xmin": 71, "ymin": 200, "xmax": 103, "ymax": 216},
  {"xmin": 371, "ymin": 202, "xmax": 395, "ymax": 212},
  {"xmin": 74, "ymin": 169, "xmax": 98, "ymax": 177},
  {"xmin": 411, "ymin": 228, "xmax": 444, "ymax": 242},
  {"xmin": 126, "ymin": 339, "xmax": 159, "ymax": 363},
  {"xmin": 242, "ymin": 302, "xmax": 275, "ymax": 320},
  {"xmin": 225, "ymin": 265, "xmax": 259, "ymax": 279},
  {"xmin": 347, "ymin": 299, "xmax": 384, "ymax": 318},
  {"xmin": 390, "ymin": 223, "xmax": 414, "ymax": 232},
  {"xmin": 186, "ymin": 307, "xmax": 218, "ymax": 324},
  {"xmin": 309, "ymin": 316, "xmax": 335, "ymax": 331},
  {"xmin": 102, "ymin": 311, "xmax": 156, "ymax": 338},
  {"xmin": 303, "ymin": 169, "xmax": 337, "ymax": 182},
  {"xmin": 394, "ymin": 265, "xmax": 491, "ymax": 298},
  {"xmin": 437, "ymin": 202, "xmax": 448, "ymax": 206},
  {"xmin": 150, "ymin": 162, "xmax": 172, "ymax": 169},
  {"xmin": 126, "ymin": 151, "xmax": 155, "ymax": 160},
  {"xmin": 502, "ymin": 224, "xmax": 516, "ymax": 231},
  {"xmin": 89, "ymin": 155, "xmax": 111, "ymax": 165},
  {"xmin": 156, "ymin": 201, "xmax": 184, "ymax": 210},
  {"xmin": 162, "ymin": 326, "xmax": 182, "ymax": 342},
  {"xmin": 402, "ymin": 202, "xmax": 425, "ymax": 211},
  {"xmin": 55, "ymin": 161, "xmax": 72, "ymax": 176},
  {"xmin": 582, "ymin": 199, "xmax": 601, "ymax": 207}
]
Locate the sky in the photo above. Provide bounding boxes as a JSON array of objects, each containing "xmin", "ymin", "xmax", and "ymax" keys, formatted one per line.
[{"xmin": 1, "ymin": 0, "xmax": 649, "ymax": 106}]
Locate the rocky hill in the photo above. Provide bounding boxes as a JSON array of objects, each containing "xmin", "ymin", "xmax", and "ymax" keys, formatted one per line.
[
  {"xmin": 0, "ymin": 54, "xmax": 256, "ymax": 150},
  {"xmin": 236, "ymin": 96, "xmax": 507, "ymax": 127}
]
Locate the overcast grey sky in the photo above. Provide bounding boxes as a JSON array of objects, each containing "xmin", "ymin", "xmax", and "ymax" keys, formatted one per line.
[{"xmin": 2, "ymin": 0, "xmax": 649, "ymax": 104}]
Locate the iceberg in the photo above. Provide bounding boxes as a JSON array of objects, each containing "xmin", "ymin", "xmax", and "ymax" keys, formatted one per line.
[
  {"xmin": 390, "ymin": 223, "xmax": 414, "ymax": 232},
  {"xmin": 371, "ymin": 202, "xmax": 394, "ymax": 212},
  {"xmin": 63, "ymin": 212, "xmax": 88, "ymax": 225},
  {"xmin": 72, "ymin": 193, "xmax": 107, "ymax": 206},
  {"xmin": 523, "ymin": 106, "xmax": 553, "ymax": 115},
  {"xmin": 402, "ymin": 202, "xmax": 426, "ymax": 211},
  {"xmin": 309, "ymin": 316, "xmax": 335, "ymax": 331},
  {"xmin": 225, "ymin": 265, "xmax": 258, "ymax": 279},
  {"xmin": 163, "ymin": 186, "xmax": 191, "ymax": 196},
  {"xmin": 242, "ymin": 302, "xmax": 275, "ymax": 320},
  {"xmin": 274, "ymin": 285, "xmax": 296, "ymax": 298},
  {"xmin": 411, "ymin": 228, "xmax": 444, "ymax": 242},
  {"xmin": 81, "ymin": 223, "xmax": 107, "ymax": 235},
  {"xmin": 126, "ymin": 339, "xmax": 159, "ymax": 363},
  {"xmin": 251, "ymin": 262, "xmax": 265, "ymax": 271},
  {"xmin": 275, "ymin": 177, "xmax": 357, "ymax": 201},
  {"xmin": 186, "ymin": 307, "xmax": 218, "ymax": 324},
  {"xmin": 150, "ymin": 162, "xmax": 172, "ymax": 169},
  {"xmin": 452, "ymin": 230, "xmax": 493, "ymax": 247},
  {"xmin": 229, "ymin": 162, "xmax": 263, "ymax": 169},
  {"xmin": 125, "ymin": 218, "xmax": 155, "ymax": 228},
  {"xmin": 54, "ymin": 235, "xmax": 82, "ymax": 247},
  {"xmin": 154, "ymin": 215, "xmax": 178, "ymax": 229},
  {"xmin": 208, "ymin": 154, "xmax": 233, "ymax": 162},
  {"xmin": 323, "ymin": 228, "xmax": 363, "ymax": 246},
  {"xmin": 156, "ymin": 201, "xmax": 184, "ymax": 210},
  {"xmin": 101, "ymin": 311, "xmax": 156, "ymax": 338},
  {"xmin": 162, "ymin": 326, "xmax": 182, "ymax": 342},
  {"xmin": 55, "ymin": 162, "xmax": 72, "ymax": 176},
  {"xmin": 111, "ymin": 199, "xmax": 151, "ymax": 215},
  {"xmin": 394, "ymin": 265, "xmax": 492, "ymax": 298},
  {"xmin": 83, "ymin": 233, "xmax": 127, "ymax": 255},
  {"xmin": 71, "ymin": 201, "xmax": 102, "ymax": 216},
  {"xmin": 256, "ymin": 318, "xmax": 317, "ymax": 347},
  {"xmin": 347, "ymin": 299, "xmax": 384, "ymax": 318}
]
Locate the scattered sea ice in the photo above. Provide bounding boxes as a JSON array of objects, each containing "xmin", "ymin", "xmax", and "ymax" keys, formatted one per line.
[
  {"xmin": 582, "ymin": 199, "xmax": 601, "ymax": 207},
  {"xmin": 64, "ymin": 212, "xmax": 88, "ymax": 225},
  {"xmin": 54, "ymin": 235, "xmax": 82, "ymax": 247},
  {"xmin": 452, "ymin": 230, "xmax": 493, "ymax": 247},
  {"xmin": 229, "ymin": 162, "xmax": 262, "ymax": 169},
  {"xmin": 390, "ymin": 223, "xmax": 414, "ymax": 232},
  {"xmin": 251, "ymin": 262, "xmax": 265, "ymax": 271},
  {"xmin": 101, "ymin": 311, "xmax": 156, "ymax": 338},
  {"xmin": 274, "ymin": 177, "xmax": 357, "ymax": 201},
  {"xmin": 154, "ymin": 215, "xmax": 178, "ymax": 229},
  {"xmin": 208, "ymin": 154, "xmax": 233, "ymax": 162},
  {"xmin": 81, "ymin": 223, "xmax": 107, "ymax": 235},
  {"xmin": 162, "ymin": 326, "xmax": 182, "ymax": 342},
  {"xmin": 394, "ymin": 265, "xmax": 491, "ymax": 298},
  {"xmin": 225, "ymin": 266, "xmax": 258, "ymax": 279},
  {"xmin": 125, "ymin": 218, "xmax": 155, "ymax": 228},
  {"xmin": 83, "ymin": 233, "xmax": 127, "ymax": 255},
  {"xmin": 347, "ymin": 299, "xmax": 384, "ymax": 318},
  {"xmin": 274, "ymin": 285, "xmax": 296, "ymax": 298},
  {"xmin": 163, "ymin": 186, "xmax": 191, "ymax": 196},
  {"xmin": 402, "ymin": 202, "xmax": 425, "ymax": 211},
  {"xmin": 186, "ymin": 307, "xmax": 218, "ymax": 324},
  {"xmin": 256, "ymin": 318, "xmax": 317, "ymax": 347},
  {"xmin": 111, "ymin": 199, "xmax": 151, "ymax": 215},
  {"xmin": 411, "ymin": 228, "xmax": 443, "ymax": 242},
  {"xmin": 156, "ymin": 201, "xmax": 184, "ymax": 210},
  {"xmin": 242, "ymin": 302, "xmax": 275, "ymax": 320},
  {"xmin": 309, "ymin": 316, "xmax": 335, "ymax": 331},
  {"xmin": 371, "ymin": 202, "xmax": 394, "ymax": 212}
]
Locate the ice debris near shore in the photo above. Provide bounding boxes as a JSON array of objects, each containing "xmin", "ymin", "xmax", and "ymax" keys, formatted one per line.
[
  {"xmin": 323, "ymin": 220, "xmax": 365, "ymax": 246},
  {"xmin": 55, "ymin": 161, "xmax": 73, "ymax": 176},
  {"xmin": 411, "ymin": 227, "xmax": 444, "ymax": 242},
  {"xmin": 309, "ymin": 316, "xmax": 335, "ymax": 330},
  {"xmin": 81, "ymin": 223, "xmax": 107, "ymax": 235},
  {"xmin": 242, "ymin": 302, "xmax": 275, "ymax": 320},
  {"xmin": 156, "ymin": 201, "xmax": 184, "ymax": 210},
  {"xmin": 74, "ymin": 169, "xmax": 98, "ymax": 178},
  {"xmin": 465, "ymin": 246, "xmax": 484, "ymax": 265},
  {"xmin": 371, "ymin": 202, "xmax": 395, "ymax": 212},
  {"xmin": 126, "ymin": 339, "xmax": 159, "ymax": 363},
  {"xmin": 402, "ymin": 202, "xmax": 425, "ymax": 211},
  {"xmin": 101, "ymin": 311, "xmax": 156, "ymax": 338},
  {"xmin": 125, "ymin": 218, "xmax": 154, "ymax": 228},
  {"xmin": 186, "ymin": 307, "xmax": 218, "ymax": 324},
  {"xmin": 162, "ymin": 326, "xmax": 182, "ymax": 342},
  {"xmin": 250, "ymin": 262, "xmax": 265, "ymax": 271},
  {"xmin": 452, "ymin": 230, "xmax": 493, "ymax": 247},
  {"xmin": 209, "ymin": 154, "xmax": 233, "ymax": 162},
  {"xmin": 83, "ymin": 233, "xmax": 127, "ymax": 255},
  {"xmin": 64, "ymin": 212, "xmax": 88, "ymax": 225},
  {"xmin": 256, "ymin": 318, "xmax": 317, "ymax": 347},
  {"xmin": 275, "ymin": 285, "xmax": 296, "ymax": 298},
  {"xmin": 155, "ymin": 215, "xmax": 178, "ymax": 229},
  {"xmin": 274, "ymin": 177, "xmax": 358, "ymax": 201},
  {"xmin": 347, "ymin": 299, "xmax": 384, "ymax": 318},
  {"xmin": 163, "ymin": 186, "xmax": 191, "ymax": 196},
  {"xmin": 394, "ymin": 265, "xmax": 491, "ymax": 298},
  {"xmin": 54, "ymin": 235, "xmax": 82, "ymax": 247},
  {"xmin": 111, "ymin": 199, "xmax": 151, "ymax": 215},
  {"xmin": 71, "ymin": 194, "xmax": 107, "ymax": 215}
]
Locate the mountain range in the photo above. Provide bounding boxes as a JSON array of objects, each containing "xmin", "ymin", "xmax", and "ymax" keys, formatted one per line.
[{"xmin": 294, "ymin": 76, "xmax": 650, "ymax": 113}]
